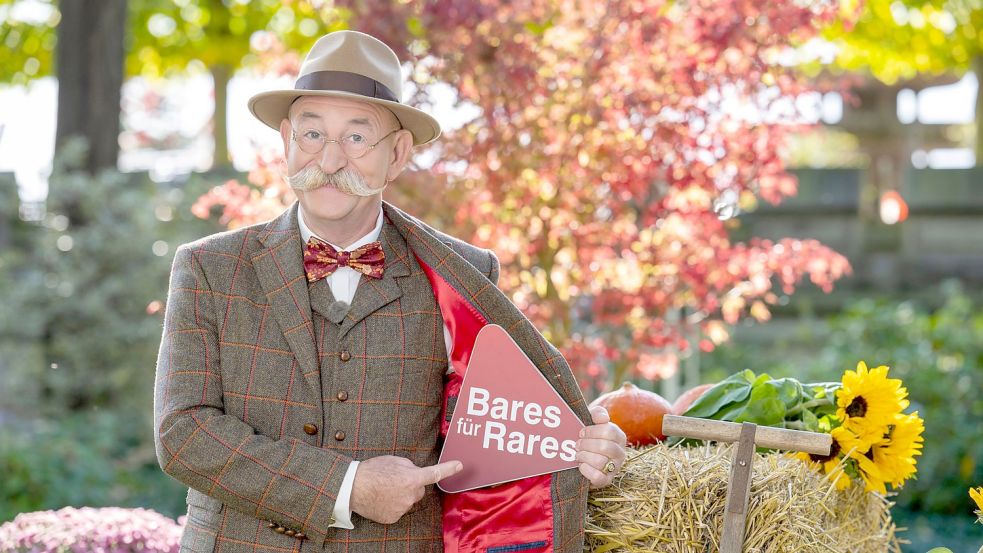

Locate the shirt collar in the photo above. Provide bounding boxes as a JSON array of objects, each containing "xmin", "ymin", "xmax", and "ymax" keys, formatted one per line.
[{"xmin": 298, "ymin": 206, "xmax": 384, "ymax": 250}]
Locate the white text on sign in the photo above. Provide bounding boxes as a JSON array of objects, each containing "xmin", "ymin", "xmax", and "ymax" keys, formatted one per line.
[{"xmin": 463, "ymin": 386, "xmax": 577, "ymax": 461}]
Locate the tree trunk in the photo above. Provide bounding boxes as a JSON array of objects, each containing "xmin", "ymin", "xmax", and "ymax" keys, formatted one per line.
[
  {"xmin": 54, "ymin": 0, "xmax": 126, "ymax": 175},
  {"xmin": 975, "ymin": 56, "xmax": 983, "ymax": 165},
  {"xmin": 211, "ymin": 63, "xmax": 232, "ymax": 169},
  {"xmin": 0, "ymin": 173, "xmax": 15, "ymax": 249}
]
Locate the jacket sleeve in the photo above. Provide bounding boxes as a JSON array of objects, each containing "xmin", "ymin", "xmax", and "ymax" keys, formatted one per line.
[{"xmin": 154, "ymin": 244, "xmax": 348, "ymax": 544}]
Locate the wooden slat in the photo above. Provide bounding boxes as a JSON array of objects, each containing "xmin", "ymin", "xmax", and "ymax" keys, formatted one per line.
[{"xmin": 662, "ymin": 415, "xmax": 831, "ymax": 456}]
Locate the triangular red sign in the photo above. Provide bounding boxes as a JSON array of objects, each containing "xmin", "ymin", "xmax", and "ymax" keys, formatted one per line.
[{"xmin": 437, "ymin": 324, "xmax": 585, "ymax": 493}]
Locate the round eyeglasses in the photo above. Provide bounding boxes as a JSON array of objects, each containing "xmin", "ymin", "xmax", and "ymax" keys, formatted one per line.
[{"xmin": 291, "ymin": 128, "xmax": 400, "ymax": 158}]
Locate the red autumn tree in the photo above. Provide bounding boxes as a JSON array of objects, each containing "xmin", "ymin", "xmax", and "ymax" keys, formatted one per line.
[{"xmin": 194, "ymin": 0, "xmax": 852, "ymax": 394}]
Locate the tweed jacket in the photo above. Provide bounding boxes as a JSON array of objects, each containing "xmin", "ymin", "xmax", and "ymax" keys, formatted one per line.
[{"xmin": 154, "ymin": 202, "xmax": 590, "ymax": 552}]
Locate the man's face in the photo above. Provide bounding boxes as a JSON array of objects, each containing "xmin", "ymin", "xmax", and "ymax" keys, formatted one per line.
[{"xmin": 280, "ymin": 95, "xmax": 408, "ymax": 231}]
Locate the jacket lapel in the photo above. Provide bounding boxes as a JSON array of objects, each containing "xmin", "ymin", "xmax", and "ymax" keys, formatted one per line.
[
  {"xmin": 337, "ymin": 220, "xmax": 409, "ymax": 339},
  {"xmin": 382, "ymin": 202, "xmax": 590, "ymax": 421},
  {"xmin": 251, "ymin": 204, "xmax": 322, "ymax": 397}
]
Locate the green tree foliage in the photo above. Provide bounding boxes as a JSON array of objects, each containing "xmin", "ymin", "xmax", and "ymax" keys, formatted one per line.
[
  {"xmin": 126, "ymin": 0, "xmax": 344, "ymax": 78},
  {"xmin": 0, "ymin": 0, "xmax": 347, "ymax": 167},
  {"xmin": 0, "ymin": 0, "xmax": 58, "ymax": 85},
  {"xmin": 819, "ymin": 0, "xmax": 982, "ymax": 84},
  {"xmin": 817, "ymin": 0, "xmax": 983, "ymax": 159},
  {"xmin": 126, "ymin": 0, "xmax": 348, "ymax": 165}
]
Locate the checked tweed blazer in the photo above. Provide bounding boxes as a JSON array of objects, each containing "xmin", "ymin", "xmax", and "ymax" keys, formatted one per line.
[{"xmin": 154, "ymin": 202, "xmax": 591, "ymax": 552}]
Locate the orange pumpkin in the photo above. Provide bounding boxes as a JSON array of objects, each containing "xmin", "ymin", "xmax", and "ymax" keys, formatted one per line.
[
  {"xmin": 590, "ymin": 382, "xmax": 672, "ymax": 445},
  {"xmin": 672, "ymin": 383, "xmax": 715, "ymax": 415}
]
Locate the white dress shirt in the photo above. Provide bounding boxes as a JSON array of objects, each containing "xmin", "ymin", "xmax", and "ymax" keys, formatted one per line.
[{"xmin": 298, "ymin": 207, "xmax": 454, "ymax": 529}]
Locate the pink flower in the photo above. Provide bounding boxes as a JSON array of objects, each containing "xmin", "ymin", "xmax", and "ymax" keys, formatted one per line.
[{"xmin": 0, "ymin": 507, "xmax": 183, "ymax": 553}]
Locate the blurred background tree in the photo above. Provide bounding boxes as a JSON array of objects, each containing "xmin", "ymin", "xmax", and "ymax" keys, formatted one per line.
[
  {"xmin": 0, "ymin": 0, "xmax": 56, "ymax": 87},
  {"xmin": 198, "ymin": 0, "xmax": 852, "ymax": 397},
  {"xmin": 0, "ymin": 0, "xmax": 346, "ymax": 170},
  {"xmin": 125, "ymin": 0, "xmax": 348, "ymax": 168},
  {"xmin": 0, "ymin": 0, "xmax": 126, "ymax": 174},
  {"xmin": 820, "ymin": 0, "xmax": 982, "ymax": 160}
]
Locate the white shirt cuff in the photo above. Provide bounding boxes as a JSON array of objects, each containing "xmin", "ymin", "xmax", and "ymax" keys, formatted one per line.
[{"xmin": 330, "ymin": 460, "xmax": 359, "ymax": 529}]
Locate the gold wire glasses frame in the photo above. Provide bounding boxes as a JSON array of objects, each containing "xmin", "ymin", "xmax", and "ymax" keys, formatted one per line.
[{"xmin": 291, "ymin": 128, "xmax": 401, "ymax": 158}]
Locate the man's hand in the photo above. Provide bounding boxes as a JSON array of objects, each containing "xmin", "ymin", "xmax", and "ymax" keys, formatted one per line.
[
  {"xmin": 350, "ymin": 456, "xmax": 463, "ymax": 524},
  {"xmin": 575, "ymin": 405, "xmax": 628, "ymax": 489}
]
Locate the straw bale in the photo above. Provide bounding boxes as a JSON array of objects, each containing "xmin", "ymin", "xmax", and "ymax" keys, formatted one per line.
[{"xmin": 586, "ymin": 443, "xmax": 901, "ymax": 553}]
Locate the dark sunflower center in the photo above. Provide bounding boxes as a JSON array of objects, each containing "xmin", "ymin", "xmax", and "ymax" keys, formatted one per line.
[
  {"xmin": 810, "ymin": 440, "xmax": 841, "ymax": 463},
  {"xmin": 846, "ymin": 396, "xmax": 868, "ymax": 418}
]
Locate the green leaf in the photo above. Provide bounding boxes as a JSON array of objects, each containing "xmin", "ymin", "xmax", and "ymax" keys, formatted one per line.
[
  {"xmin": 716, "ymin": 401, "xmax": 751, "ymax": 422},
  {"xmin": 818, "ymin": 414, "xmax": 838, "ymax": 433},
  {"xmin": 736, "ymin": 397, "xmax": 785, "ymax": 426},
  {"xmin": 768, "ymin": 377, "xmax": 805, "ymax": 409},
  {"xmin": 801, "ymin": 408, "xmax": 820, "ymax": 432},
  {"xmin": 809, "ymin": 382, "xmax": 840, "ymax": 401},
  {"xmin": 683, "ymin": 369, "xmax": 757, "ymax": 418},
  {"xmin": 735, "ymin": 382, "xmax": 786, "ymax": 427},
  {"xmin": 806, "ymin": 382, "xmax": 841, "ymax": 418}
]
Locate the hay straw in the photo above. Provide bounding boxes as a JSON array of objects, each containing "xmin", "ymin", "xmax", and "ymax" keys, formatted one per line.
[{"xmin": 586, "ymin": 444, "xmax": 901, "ymax": 553}]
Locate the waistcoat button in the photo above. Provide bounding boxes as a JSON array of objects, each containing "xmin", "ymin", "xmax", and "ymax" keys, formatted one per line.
[
  {"xmin": 334, "ymin": 430, "xmax": 346, "ymax": 441},
  {"xmin": 303, "ymin": 423, "xmax": 318, "ymax": 435},
  {"xmin": 336, "ymin": 390, "xmax": 349, "ymax": 402},
  {"xmin": 340, "ymin": 351, "xmax": 351, "ymax": 362}
]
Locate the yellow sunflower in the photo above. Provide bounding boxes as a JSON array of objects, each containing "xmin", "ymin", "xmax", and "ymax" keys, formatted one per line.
[
  {"xmin": 855, "ymin": 452, "xmax": 887, "ymax": 494},
  {"xmin": 794, "ymin": 450, "xmax": 852, "ymax": 490},
  {"xmin": 836, "ymin": 361, "xmax": 909, "ymax": 446},
  {"xmin": 971, "ymin": 487, "xmax": 983, "ymax": 519},
  {"xmin": 868, "ymin": 412, "xmax": 925, "ymax": 489},
  {"xmin": 795, "ymin": 426, "xmax": 880, "ymax": 491}
]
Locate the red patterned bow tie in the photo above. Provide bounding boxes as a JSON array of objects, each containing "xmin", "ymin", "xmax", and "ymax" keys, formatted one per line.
[{"xmin": 304, "ymin": 237, "xmax": 386, "ymax": 282}]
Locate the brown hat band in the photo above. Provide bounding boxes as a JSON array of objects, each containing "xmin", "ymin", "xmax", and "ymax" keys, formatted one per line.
[{"xmin": 294, "ymin": 70, "xmax": 399, "ymax": 103}]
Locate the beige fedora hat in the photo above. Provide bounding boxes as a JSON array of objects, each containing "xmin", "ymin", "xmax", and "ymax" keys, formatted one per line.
[{"xmin": 248, "ymin": 30, "xmax": 441, "ymax": 145}]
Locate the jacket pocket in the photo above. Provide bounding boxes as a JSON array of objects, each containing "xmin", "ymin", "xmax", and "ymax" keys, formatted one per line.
[{"xmin": 180, "ymin": 488, "xmax": 224, "ymax": 553}]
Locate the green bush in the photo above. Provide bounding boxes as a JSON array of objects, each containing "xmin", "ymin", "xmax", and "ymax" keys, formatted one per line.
[
  {"xmin": 0, "ymin": 143, "xmax": 218, "ymax": 417},
  {"xmin": 0, "ymin": 411, "xmax": 187, "ymax": 522},
  {"xmin": 0, "ymin": 144, "xmax": 222, "ymax": 521}
]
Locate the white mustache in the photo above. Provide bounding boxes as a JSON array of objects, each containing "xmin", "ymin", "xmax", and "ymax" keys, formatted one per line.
[{"xmin": 285, "ymin": 165, "xmax": 384, "ymax": 197}]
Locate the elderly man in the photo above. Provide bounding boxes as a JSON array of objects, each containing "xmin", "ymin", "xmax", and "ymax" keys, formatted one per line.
[{"xmin": 154, "ymin": 30, "xmax": 626, "ymax": 553}]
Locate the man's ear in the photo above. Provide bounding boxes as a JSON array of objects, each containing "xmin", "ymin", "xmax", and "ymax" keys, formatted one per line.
[
  {"xmin": 279, "ymin": 119, "xmax": 292, "ymax": 156},
  {"xmin": 385, "ymin": 129, "xmax": 414, "ymax": 182}
]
